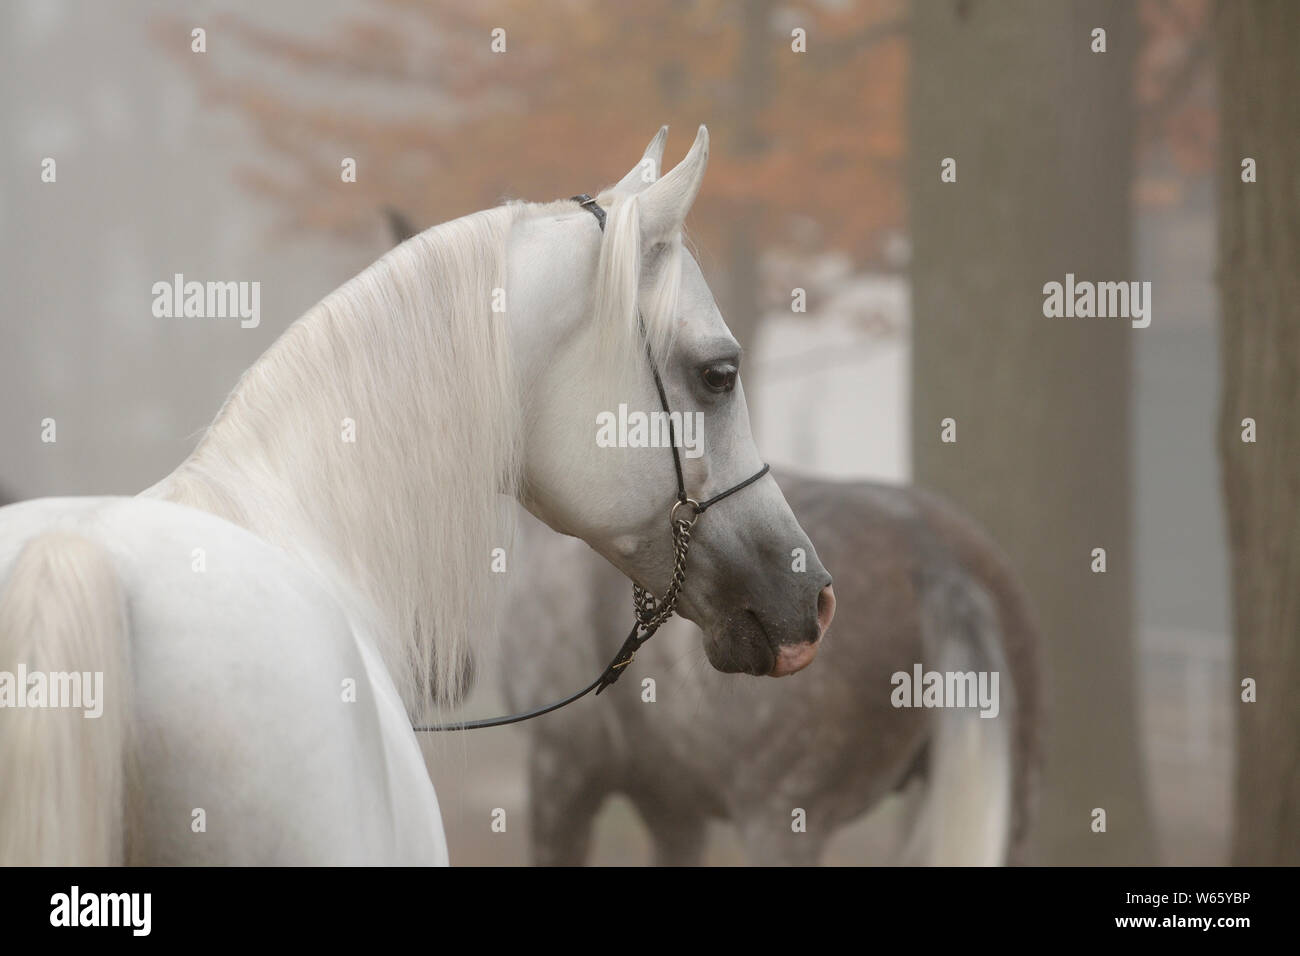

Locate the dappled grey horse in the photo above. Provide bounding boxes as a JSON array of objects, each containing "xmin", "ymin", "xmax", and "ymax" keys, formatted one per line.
[{"xmin": 500, "ymin": 471, "xmax": 1042, "ymax": 865}]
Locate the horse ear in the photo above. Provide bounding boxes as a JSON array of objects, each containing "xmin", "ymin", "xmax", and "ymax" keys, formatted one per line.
[
  {"xmin": 612, "ymin": 126, "xmax": 669, "ymax": 194},
  {"xmin": 636, "ymin": 125, "xmax": 708, "ymax": 247},
  {"xmin": 384, "ymin": 207, "xmax": 418, "ymax": 245}
]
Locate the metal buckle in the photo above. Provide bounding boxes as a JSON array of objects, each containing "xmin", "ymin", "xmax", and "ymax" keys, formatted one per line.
[{"xmin": 669, "ymin": 497, "xmax": 701, "ymax": 527}]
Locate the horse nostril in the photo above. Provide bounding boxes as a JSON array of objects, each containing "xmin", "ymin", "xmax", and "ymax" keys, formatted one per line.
[{"xmin": 817, "ymin": 584, "xmax": 836, "ymax": 637}]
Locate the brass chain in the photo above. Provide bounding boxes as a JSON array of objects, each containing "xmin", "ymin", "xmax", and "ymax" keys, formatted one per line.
[{"xmin": 631, "ymin": 509, "xmax": 698, "ymax": 633}]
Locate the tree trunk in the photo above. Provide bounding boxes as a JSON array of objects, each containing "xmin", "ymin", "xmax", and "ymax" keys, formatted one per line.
[
  {"xmin": 1216, "ymin": 0, "xmax": 1300, "ymax": 866},
  {"xmin": 721, "ymin": 0, "xmax": 773, "ymax": 360},
  {"xmin": 910, "ymin": 0, "xmax": 1153, "ymax": 863}
]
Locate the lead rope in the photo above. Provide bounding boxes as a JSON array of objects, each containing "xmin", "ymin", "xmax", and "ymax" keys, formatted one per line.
[{"xmin": 414, "ymin": 195, "xmax": 768, "ymax": 732}]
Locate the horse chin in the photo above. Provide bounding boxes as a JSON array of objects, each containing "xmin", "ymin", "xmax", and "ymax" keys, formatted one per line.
[{"xmin": 701, "ymin": 610, "xmax": 778, "ymax": 677}]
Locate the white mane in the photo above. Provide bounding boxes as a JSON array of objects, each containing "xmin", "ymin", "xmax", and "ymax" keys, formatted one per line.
[
  {"xmin": 589, "ymin": 190, "xmax": 684, "ymax": 403},
  {"xmin": 146, "ymin": 193, "xmax": 683, "ymax": 718}
]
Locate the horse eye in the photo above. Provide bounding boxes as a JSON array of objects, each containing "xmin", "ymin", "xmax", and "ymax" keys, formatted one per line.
[{"xmin": 701, "ymin": 364, "xmax": 737, "ymax": 393}]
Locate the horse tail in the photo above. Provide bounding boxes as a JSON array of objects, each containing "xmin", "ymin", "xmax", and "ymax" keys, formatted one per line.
[
  {"xmin": 901, "ymin": 564, "xmax": 1014, "ymax": 865},
  {"xmin": 0, "ymin": 532, "xmax": 131, "ymax": 865}
]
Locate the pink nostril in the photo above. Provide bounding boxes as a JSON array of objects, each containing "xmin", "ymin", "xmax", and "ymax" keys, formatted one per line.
[
  {"xmin": 817, "ymin": 584, "xmax": 836, "ymax": 637},
  {"xmin": 770, "ymin": 640, "xmax": 819, "ymax": 677},
  {"xmin": 769, "ymin": 585, "xmax": 837, "ymax": 677}
]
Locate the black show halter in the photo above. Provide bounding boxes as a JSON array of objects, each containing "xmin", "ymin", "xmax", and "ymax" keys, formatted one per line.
[{"xmin": 414, "ymin": 194, "xmax": 770, "ymax": 732}]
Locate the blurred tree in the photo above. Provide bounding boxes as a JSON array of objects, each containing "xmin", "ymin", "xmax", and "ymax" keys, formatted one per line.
[
  {"xmin": 164, "ymin": 0, "xmax": 1206, "ymax": 350},
  {"xmin": 1215, "ymin": 0, "xmax": 1300, "ymax": 866},
  {"xmin": 1137, "ymin": 0, "xmax": 1214, "ymax": 175},
  {"xmin": 910, "ymin": 0, "xmax": 1154, "ymax": 863},
  {"xmin": 165, "ymin": 0, "xmax": 906, "ymax": 353}
]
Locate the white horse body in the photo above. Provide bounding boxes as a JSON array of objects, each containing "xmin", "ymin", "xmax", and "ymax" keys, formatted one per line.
[{"xmin": 0, "ymin": 495, "xmax": 447, "ymax": 864}]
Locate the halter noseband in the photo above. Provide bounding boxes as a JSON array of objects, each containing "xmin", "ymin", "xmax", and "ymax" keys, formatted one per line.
[{"xmin": 415, "ymin": 194, "xmax": 770, "ymax": 732}]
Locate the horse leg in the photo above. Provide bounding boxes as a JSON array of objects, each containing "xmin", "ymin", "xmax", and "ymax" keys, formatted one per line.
[
  {"xmin": 894, "ymin": 773, "xmax": 933, "ymax": 865},
  {"xmin": 527, "ymin": 742, "xmax": 607, "ymax": 866},
  {"xmin": 738, "ymin": 811, "xmax": 827, "ymax": 866},
  {"xmin": 633, "ymin": 799, "xmax": 707, "ymax": 867}
]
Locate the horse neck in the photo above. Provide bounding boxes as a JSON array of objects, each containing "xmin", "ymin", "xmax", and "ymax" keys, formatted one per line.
[{"xmin": 149, "ymin": 211, "xmax": 522, "ymax": 712}]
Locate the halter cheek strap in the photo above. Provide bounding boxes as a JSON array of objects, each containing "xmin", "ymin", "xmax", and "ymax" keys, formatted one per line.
[
  {"xmin": 414, "ymin": 194, "xmax": 769, "ymax": 732},
  {"xmin": 576, "ymin": 194, "xmax": 770, "ymax": 514}
]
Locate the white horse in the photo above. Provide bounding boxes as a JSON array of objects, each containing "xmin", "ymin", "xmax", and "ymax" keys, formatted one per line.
[{"xmin": 0, "ymin": 126, "xmax": 835, "ymax": 865}]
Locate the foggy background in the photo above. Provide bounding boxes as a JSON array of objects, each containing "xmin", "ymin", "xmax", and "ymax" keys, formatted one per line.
[{"xmin": 0, "ymin": 0, "xmax": 1248, "ymax": 864}]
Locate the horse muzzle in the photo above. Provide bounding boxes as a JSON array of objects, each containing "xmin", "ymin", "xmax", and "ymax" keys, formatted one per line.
[{"xmin": 769, "ymin": 583, "xmax": 835, "ymax": 677}]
